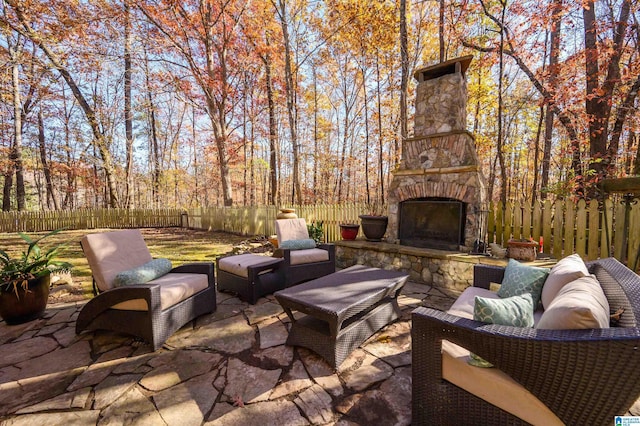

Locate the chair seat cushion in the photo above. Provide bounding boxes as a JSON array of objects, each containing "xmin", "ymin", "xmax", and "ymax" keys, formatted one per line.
[
  {"xmin": 218, "ymin": 254, "xmax": 278, "ymax": 278},
  {"xmin": 442, "ymin": 340, "xmax": 563, "ymax": 425},
  {"xmin": 289, "ymin": 248, "xmax": 330, "ymax": 265},
  {"xmin": 447, "ymin": 286, "xmax": 499, "ymax": 319},
  {"xmin": 112, "ymin": 273, "xmax": 209, "ymax": 311}
]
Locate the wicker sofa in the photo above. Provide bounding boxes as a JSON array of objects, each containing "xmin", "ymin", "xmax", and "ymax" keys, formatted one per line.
[{"xmin": 412, "ymin": 257, "xmax": 640, "ymax": 426}]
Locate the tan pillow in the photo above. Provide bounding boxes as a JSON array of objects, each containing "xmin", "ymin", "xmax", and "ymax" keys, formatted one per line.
[
  {"xmin": 537, "ymin": 274, "xmax": 610, "ymax": 330},
  {"xmin": 541, "ymin": 254, "xmax": 589, "ymax": 309}
]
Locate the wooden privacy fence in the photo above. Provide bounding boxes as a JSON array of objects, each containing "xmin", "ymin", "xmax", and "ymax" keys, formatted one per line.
[
  {"xmin": 487, "ymin": 198, "xmax": 640, "ymax": 267},
  {"xmin": 0, "ymin": 199, "xmax": 637, "ymax": 270},
  {"xmin": 186, "ymin": 203, "xmax": 367, "ymax": 242},
  {"xmin": 0, "ymin": 208, "xmax": 182, "ymax": 232}
]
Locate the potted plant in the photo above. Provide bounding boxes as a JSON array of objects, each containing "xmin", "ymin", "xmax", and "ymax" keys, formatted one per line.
[
  {"xmin": 0, "ymin": 230, "xmax": 72, "ymax": 325},
  {"xmin": 506, "ymin": 238, "xmax": 539, "ymax": 262},
  {"xmin": 359, "ymin": 203, "xmax": 388, "ymax": 242},
  {"xmin": 339, "ymin": 223, "xmax": 360, "ymax": 240}
]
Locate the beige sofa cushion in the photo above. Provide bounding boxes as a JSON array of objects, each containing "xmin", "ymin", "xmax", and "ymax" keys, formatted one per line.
[
  {"xmin": 289, "ymin": 248, "xmax": 329, "ymax": 265},
  {"xmin": 218, "ymin": 254, "xmax": 277, "ymax": 278},
  {"xmin": 541, "ymin": 254, "xmax": 589, "ymax": 309},
  {"xmin": 447, "ymin": 286, "xmax": 500, "ymax": 319},
  {"xmin": 82, "ymin": 229, "xmax": 153, "ymax": 292},
  {"xmin": 276, "ymin": 218, "xmax": 309, "ymax": 242},
  {"xmin": 442, "ymin": 340, "xmax": 563, "ymax": 426},
  {"xmin": 537, "ymin": 274, "xmax": 610, "ymax": 330},
  {"xmin": 113, "ymin": 273, "xmax": 209, "ymax": 311}
]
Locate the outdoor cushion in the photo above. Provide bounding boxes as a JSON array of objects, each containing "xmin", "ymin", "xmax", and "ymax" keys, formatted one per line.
[
  {"xmin": 537, "ymin": 274, "xmax": 610, "ymax": 330},
  {"xmin": 276, "ymin": 218, "xmax": 309, "ymax": 243},
  {"xmin": 279, "ymin": 238, "xmax": 316, "ymax": 250},
  {"xmin": 218, "ymin": 253, "xmax": 277, "ymax": 278},
  {"xmin": 442, "ymin": 340, "xmax": 564, "ymax": 425},
  {"xmin": 541, "ymin": 254, "xmax": 589, "ymax": 309},
  {"xmin": 497, "ymin": 259, "xmax": 549, "ymax": 306},
  {"xmin": 469, "ymin": 293, "xmax": 535, "ymax": 367},
  {"xmin": 448, "ymin": 286, "xmax": 499, "ymax": 319},
  {"xmin": 289, "ymin": 248, "xmax": 330, "ymax": 265},
  {"xmin": 112, "ymin": 273, "xmax": 209, "ymax": 311},
  {"xmin": 81, "ymin": 229, "xmax": 153, "ymax": 292},
  {"xmin": 113, "ymin": 258, "xmax": 173, "ymax": 287}
]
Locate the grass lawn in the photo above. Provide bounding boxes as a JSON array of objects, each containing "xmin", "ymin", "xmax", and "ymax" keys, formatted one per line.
[{"xmin": 0, "ymin": 227, "xmax": 248, "ymax": 302}]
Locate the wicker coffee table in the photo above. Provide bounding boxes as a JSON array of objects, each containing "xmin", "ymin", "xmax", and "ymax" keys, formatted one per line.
[{"xmin": 274, "ymin": 264, "xmax": 409, "ymax": 368}]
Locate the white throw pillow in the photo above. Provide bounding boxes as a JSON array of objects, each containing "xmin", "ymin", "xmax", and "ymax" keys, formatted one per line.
[
  {"xmin": 541, "ymin": 254, "xmax": 589, "ymax": 309},
  {"xmin": 537, "ymin": 274, "xmax": 610, "ymax": 330}
]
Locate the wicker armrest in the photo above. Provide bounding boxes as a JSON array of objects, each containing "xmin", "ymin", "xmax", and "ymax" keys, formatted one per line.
[
  {"xmin": 76, "ymin": 284, "xmax": 162, "ymax": 331},
  {"xmin": 170, "ymin": 262, "xmax": 215, "ymax": 288},
  {"xmin": 412, "ymin": 306, "xmax": 640, "ymax": 425}
]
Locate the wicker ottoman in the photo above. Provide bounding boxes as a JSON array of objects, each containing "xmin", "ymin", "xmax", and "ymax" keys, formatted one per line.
[
  {"xmin": 216, "ymin": 254, "xmax": 284, "ymax": 304},
  {"xmin": 274, "ymin": 265, "xmax": 409, "ymax": 368}
]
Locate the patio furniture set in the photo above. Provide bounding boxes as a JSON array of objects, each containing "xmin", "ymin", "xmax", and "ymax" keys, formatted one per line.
[{"xmin": 75, "ymin": 224, "xmax": 640, "ymax": 424}]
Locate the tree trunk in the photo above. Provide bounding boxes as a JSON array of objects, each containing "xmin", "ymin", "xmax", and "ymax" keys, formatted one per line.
[
  {"xmin": 11, "ymin": 53, "xmax": 26, "ymax": 211},
  {"xmin": 38, "ymin": 109, "xmax": 58, "ymax": 210},
  {"xmin": 262, "ymin": 35, "xmax": 278, "ymax": 206},
  {"xmin": 124, "ymin": 0, "xmax": 133, "ymax": 208},
  {"xmin": 399, "ymin": 0, "xmax": 409, "ymax": 142},
  {"xmin": 276, "ymin": 0, "xmax": 301, "ymax": 205}
]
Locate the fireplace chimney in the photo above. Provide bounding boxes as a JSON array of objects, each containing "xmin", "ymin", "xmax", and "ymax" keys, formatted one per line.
[{"xmin": 388, "ymin": 55, "xmax": 487, "ymax": 251}]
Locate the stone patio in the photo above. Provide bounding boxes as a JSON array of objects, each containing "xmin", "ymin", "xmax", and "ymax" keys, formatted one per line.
[{"xmin": 0, "ymin": 281, "xmax": 458, "ymax": 425}]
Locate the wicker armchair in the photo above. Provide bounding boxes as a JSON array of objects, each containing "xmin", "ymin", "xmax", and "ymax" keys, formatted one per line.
[
  {"xmin": 274, "ymin": 218, "xmax": 335, "ymax": 287},
  {"xmin": 76, "ymin": 229, "xmax": 216, "ymax": 350},
  {"xmin": 412, "ymin": 257, "xmax": 640, "ymax": 426}
]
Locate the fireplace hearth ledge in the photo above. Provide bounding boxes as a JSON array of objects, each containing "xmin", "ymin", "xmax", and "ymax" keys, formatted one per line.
[{"xmin": 334, "ymin": 240, "xmax": 556, "ymax": 293}]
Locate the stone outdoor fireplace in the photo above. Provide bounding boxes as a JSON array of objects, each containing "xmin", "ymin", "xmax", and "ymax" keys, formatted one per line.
[{"xmin": 388, "ymin": 55, "xmax": 487, "ymax": 252}]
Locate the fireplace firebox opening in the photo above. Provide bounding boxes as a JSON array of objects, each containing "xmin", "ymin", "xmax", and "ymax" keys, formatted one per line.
[{"xmin": 398, "ymin": 197, "xmax": 466, "ymax": 250}]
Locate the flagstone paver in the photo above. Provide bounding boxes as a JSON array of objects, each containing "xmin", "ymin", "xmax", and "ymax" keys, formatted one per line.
[{"xmin": 0, "ymin": 281, "xmax": 459, "ymax": 425}]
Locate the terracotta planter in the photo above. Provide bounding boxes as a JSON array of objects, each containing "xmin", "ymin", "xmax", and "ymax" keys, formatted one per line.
[
  {"xmin": 359, "ymin": 215, "xmax": 388, "ymax": 242},
  {"xmin": 0, "ymin": 273, "xmax": 51, "ymax": 325},
  {"xmin": 340, "ymin": 224, "xmax": 360, "ymax": 240},
  {"xmin": 507, "ymin": 239, "xmax": 539, "ymax": 262}
]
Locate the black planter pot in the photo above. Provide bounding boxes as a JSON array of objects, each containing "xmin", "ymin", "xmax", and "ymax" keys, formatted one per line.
[
  {"xmin": 359, "ymin": 215, "xmax": 388, "ymax": 242},
  {"xmin": 0, "ymin": 273, "xmax": 51, "ymax": 325}
]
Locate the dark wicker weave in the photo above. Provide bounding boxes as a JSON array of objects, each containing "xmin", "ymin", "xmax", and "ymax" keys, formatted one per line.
[
  {"xmin": 275, "ymin": 265, "xmax": 408, "ymax": 368},
  {"xmin": 76, "ymin": 264, "xmax": 216, "ymax": 351},
  {"xmin": 412, "ymin": 257, "xmax": 640, "ymax": 426},
  {"xmin": 216, "ymin": 256, "xmax": 284, "ymax": 304},
  {"xmin": 277, "ymin": 243, "xmax": 336, "ymax": 287}
]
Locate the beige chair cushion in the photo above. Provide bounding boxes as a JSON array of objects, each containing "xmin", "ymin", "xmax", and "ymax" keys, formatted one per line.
[
  {"xmin": 447, "ymin": 286, "xmax": 499, "ymax": 319},
  {"xmin": 537, "ymin": 274, "xmax": 610, "ymax": 329},
  {"xmin": 276, "ymin": 218, "xmax": 309, "ymax": 243},
  {"xmin": 218, "ymin": 254, "xmax": 277, "ymax": 278},
  {"xmin": 82, "ymin": 229, "xmax": 153, "ymax": 292},
  {"xmin": 113, "ymin": 273, "xmax": 209, "ymax": 311},
  {"xmin": 442, "ymin": 340, "xmax": 563, "ymax": 426},
  {"xmin": 289, "ymin": 248, "xmax": 330, "ymax": 265},
  {"xmin": 541, "ymin": 253, "xmax": 589, "ymax": 309}
]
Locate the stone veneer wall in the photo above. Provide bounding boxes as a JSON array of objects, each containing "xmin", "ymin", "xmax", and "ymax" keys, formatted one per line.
[
  {"xmin": 335, "ymin": 241, "xmax": 479, "ymax": 292},
  {"xmin": 414, "ymin": 72, "xmax": 467, "ymax": 136}
]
